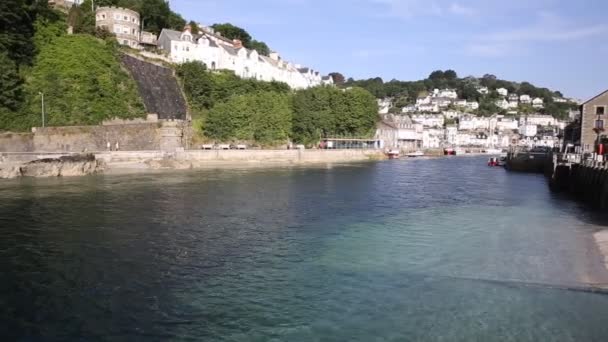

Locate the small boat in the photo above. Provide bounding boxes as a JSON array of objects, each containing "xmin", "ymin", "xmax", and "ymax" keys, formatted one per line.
[
  {"xmin": 406, "ymin": 151, "xmax": 425, "ymax": 158},
  {"xmin": 454, "ymin": 148, "xmax": 466, "ymax": 155},
  {"xmin": 444, "ymin": 148, "xmax": 456, "ymax": 156},
  {"xmin": 387, "ymin": 149, "xmax": 400, "ymax": 159},
  {"xmin": 488, "ymin": 157, "xmax": 502, "ymax": 167}
]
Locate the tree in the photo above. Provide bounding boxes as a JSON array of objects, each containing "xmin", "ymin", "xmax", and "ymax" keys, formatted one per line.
[
  {"xmin": 444, "ymin": 69, "xmax": 457, "ymax": 80},
  {"xmin": 205, "ymin": 91, "xmax": 292, "ymax": 144},
  {"xmin": 329, "ymin": 72, "xmax": 345, "ymax": 85},
  {"xmin": 0, "ymin": 53, "xmax": 24, "ymax": 113},
  {"xmin": 14, "ymin": 34, "xmax": 145, "ymax": 131},
  {"xmin": 211, "ymin": 23, "xmax": 252, "ymax": 46},
  {"xmin": 249, "ymin": 40, "xmax": 270, "ymax": 56},
  {"xmin": 428, "ymin": 70, "xmax": 445, "ymax": 80},
  {"xmin": 188, "ymin": 20, "xmax": 200, "ymax": 34},
  {"xmin": 292, "ymin": 86, "xmax": 378, "ymax": 144},
  {"xmin": 0, "ymin": 0, "xmax": 37, "ymax": 66}
]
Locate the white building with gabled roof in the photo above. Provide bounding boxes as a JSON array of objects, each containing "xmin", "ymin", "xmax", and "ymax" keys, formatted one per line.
[{"xmin": 157, "ymin": 26, "xmax": 326, "ymax": 89}]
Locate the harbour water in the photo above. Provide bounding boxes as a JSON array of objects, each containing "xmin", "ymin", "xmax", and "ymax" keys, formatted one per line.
[{"xmin": 2, "ymin": 156, "xmax": 608, "ymax": 341}]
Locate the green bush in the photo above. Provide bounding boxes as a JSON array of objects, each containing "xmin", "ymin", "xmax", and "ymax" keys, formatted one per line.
[{"xmin": 9, "ymin": 35, "xmax": 145, "ymax": 130}]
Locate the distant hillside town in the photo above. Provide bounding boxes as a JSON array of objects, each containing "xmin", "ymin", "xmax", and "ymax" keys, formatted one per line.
[{"xmin": 93, "ymin": 6, "xmax": 332, "ymax": 89}]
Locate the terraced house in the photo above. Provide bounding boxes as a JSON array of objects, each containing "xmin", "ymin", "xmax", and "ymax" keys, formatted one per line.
[{"xmin": 157, "ymin": 25, "xmax": 331, "ymax": 89}]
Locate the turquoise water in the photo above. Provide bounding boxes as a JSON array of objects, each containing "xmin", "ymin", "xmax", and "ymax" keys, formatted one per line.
[{"xmin": 2, "ymin": 157, "xmax": 608, "ymax": 341}]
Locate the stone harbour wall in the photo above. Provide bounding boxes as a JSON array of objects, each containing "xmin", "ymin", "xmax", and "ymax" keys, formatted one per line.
[{"xmin": 0, "ymin": 123, "xmax": 163, "ymax": 153}]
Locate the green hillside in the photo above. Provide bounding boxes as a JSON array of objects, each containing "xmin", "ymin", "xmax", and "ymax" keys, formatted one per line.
[{"xmin": 343, "ymin": 70, "xmax": 578, "ymax": 119}]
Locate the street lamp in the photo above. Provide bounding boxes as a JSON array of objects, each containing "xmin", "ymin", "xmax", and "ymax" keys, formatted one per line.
[{"xmin": 38, "ymin": 92, "xmax": 45, "ymax": 128}]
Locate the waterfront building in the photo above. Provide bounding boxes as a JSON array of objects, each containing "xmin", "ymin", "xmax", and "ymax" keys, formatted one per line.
[
  {"xmin": 459, "ymin": 115, "xmax": 490, "ymax": 130},
  {"xmin": 495, "ymin": 117, "xmax": 519, "ymax": 131},
  {"xmin": 375, "ymin": 115, "xmax": 423, "ymax": 151},
  {"xmin": 411, "ymin": 114, "xmax": 445, "ymax": 128},
  {"xmin": 444, "ymin": 125, "xmax": 458, "ymax": 146},
  {"xmin": 422, "ymin": 128, "xmax": 444, "ymax": 148},
  {"xmin": 519, "ymin": 124, "xmax": 538, "ymax": 137},
  {"xmin": 580, "ymin": 89, "xmax": 608, "ymax": 152},
  {"xmin": 520, "ymin": 114, "xmax": 555, "ymax": 127}
]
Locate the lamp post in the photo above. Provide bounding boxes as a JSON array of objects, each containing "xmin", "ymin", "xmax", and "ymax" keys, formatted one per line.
[{"xmin": 38, "ymin": 92, "xmax": 45, "ymax": 128}]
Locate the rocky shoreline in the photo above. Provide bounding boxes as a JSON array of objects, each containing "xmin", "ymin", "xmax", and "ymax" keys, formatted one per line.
[{"xmin": 0, "ymin": 154, "xmax": 103, "ymax": 179}]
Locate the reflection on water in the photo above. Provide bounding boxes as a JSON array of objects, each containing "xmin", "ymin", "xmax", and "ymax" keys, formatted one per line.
[{"xmin": 1, "ymin": 157, "xmax": 608, "ymax": 341}]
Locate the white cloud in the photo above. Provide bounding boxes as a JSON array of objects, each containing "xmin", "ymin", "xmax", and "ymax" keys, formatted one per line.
[
  {"xmin": 466, "ymin": 12, "xmax": 608, "ymax": 57},
  {"xmin": 449, "ymin": 3, "xmax": 476, "ymax": 16}
]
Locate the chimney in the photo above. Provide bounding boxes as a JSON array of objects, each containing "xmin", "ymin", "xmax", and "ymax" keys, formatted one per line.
[
  {"xmin": 183, "ymin": 25, "xmax": 191, "ymax": 33},
  {"xmin": 233, "ymin": 39, "xmax": 243, "ymax": 48},
  {"xmin": 269, "ymin": 52, "xmax": 280, "ymax": 61}
]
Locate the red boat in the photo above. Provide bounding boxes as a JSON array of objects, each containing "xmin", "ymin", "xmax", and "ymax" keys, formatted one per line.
[{"xmin": 488, "ymin": 157, "xmax": 502, "ymax": 167}]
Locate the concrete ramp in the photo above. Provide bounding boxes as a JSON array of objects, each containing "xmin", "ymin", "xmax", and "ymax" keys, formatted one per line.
[{"xmin": 121, "ymin": 54, "xmax": 188, "ymax": 120}]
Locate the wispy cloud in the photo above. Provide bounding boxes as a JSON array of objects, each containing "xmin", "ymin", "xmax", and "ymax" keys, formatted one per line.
[
  {"xmin": 369, "ymin": 0, "xmax": 478, "ymax": 18},
  {"xmin": 466, "ymin": 12, "xmax": 608, "ymax": 57}
]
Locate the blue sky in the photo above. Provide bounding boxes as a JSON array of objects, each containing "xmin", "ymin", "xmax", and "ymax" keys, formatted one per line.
[{"xmin": 171, "ymin": 0, "xmax": 607, "ymax": 99}]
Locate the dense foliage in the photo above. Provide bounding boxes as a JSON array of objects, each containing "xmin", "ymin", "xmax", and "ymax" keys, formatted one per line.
[
  {"xmin": 4, "ymin": 35, "xmax": 145, "ymax": 130},
  {"xmin": 344, "ymin": 70, "xmax": 578, "ymax": 119},
  {"xmin": 211, "ymin": 23, "xmax": 271, "ymax": 56},
  {"xmin": 177, "ymin": 61, "xmax": 290, "ymax": 112},
  {"xmin": 177, "ymin": 62, "xmax": 378, "ymax": 145},
  {"xmin": 206, "ymin": 91, "xmax": 292, "ymax": 144}
]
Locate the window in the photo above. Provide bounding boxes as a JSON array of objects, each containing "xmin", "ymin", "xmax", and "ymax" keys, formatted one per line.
[
  {"xmin": 597, "ymin": 106, "xmax": 606, "ymax": 115},
  {"xmin": 595, "ymin": 119, "xmax": 604, "ymax": 130},
  {"xmin": 102, "ymin": 14, "xmax": 105, "ymax": 19},
  {"xmin": 124, "ymin": 16, "xmax": 128, "ymax": 20},
  {"xmin": 123, "ymin": 40, "xmax": 128, "ymax": 45}
]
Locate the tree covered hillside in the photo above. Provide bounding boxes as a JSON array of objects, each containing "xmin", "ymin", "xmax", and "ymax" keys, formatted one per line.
[
  {"xmin": 177, "ymin": 61, "xmax": 379, "ymax": 146},
  {"xmin": 0, "ymin": 0, "xmax": 146, "ymax": 131},
  {"xmin": 343, "ymin": 70, "xmax": 578, "ymax": 119}
]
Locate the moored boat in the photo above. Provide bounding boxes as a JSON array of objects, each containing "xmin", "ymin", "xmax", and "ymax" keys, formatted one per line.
[
  {"xmin": 387, "ymin": 149, "xmax": 400, "ymax": 159},
  {"xmin": 406, "ymin": 151, "xmax": 425, "ymax": 158}
]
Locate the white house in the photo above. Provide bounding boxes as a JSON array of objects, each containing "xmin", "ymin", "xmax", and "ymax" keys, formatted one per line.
[
  {"xmin": 378, "ymin": 98, "xmax": 392, "ymax": 114},
  {"xmin": 459, "ymin": 115, "xmax": 490, "ymax": 130},
  {"xmin": 520, "ymin": 94, "xmax": 532, "ymax": 104},
  {"xmin": 495, "ymin": 99, "xmax": 509, "ymax": 110},
  {"xmin": 443, "ymin": 111, "xmax": 460, "ymax": 119},
  {"xmin": 466, "ymin": 101, "xmax": 479, "ymax": 110},
  {"xmin": 454, "ymin": 99, "xmax": 468, "ymax": 108},
  {"xmin": 445, "ymin": 125, "xmax": 458, "ymax": 146},
  {"xmin": 417, "ymin": 103, "xmax": 440, "ymax": 113},
  {"xmin": 422, "ymin": 128, "xmax": 444, "ymax": 148},
  {"xmin": 553, "ymin": 97, "xmax": 568, "ymax": 103},
  {"xmin": 411, "ymin": 114, "xmax": 445, "ymax": 128},
  {"xmin": 157, "ymin": 26, "xmax": 325, "ymax": 89},
  {"xmin": 416, "ymin": 96, "xmax": 432, "ymax": 105},
  {"xmin": 477, "ymin": 86, "xmax": 489, "ymax": 95},
  {"xmin": 430, "ymin": 97, "xmax": 452, "ymax": 108},
  {"xmin": 532, "ymin": 97, "xmax": 544, "ymax": 108},
  {"xmin": 433, "ymin": 88, "xmax": 458, "ymax": 99},
  {"xmin": 519, "ymin": 124, "xmax": 538, "ymax": 137},
  {"xmin": 495, "ymin": 117, "xmax": 519, "ymax": 131},
  {"xmin": 497, "ymin": 88, "xmax": 509, "ymax": 97},
  {"xmin": 521, "ymin": 114, "xmax": 555, "ymax": 127}
]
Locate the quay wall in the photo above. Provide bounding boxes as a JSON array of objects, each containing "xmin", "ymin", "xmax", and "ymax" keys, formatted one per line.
[
  {"xmin": 550, "ymin": 161, "xmax": 608, "ymax": 210},
  {"xmin": 0, "ymin": 123, "xmax": 163, "ymax": 153}
]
